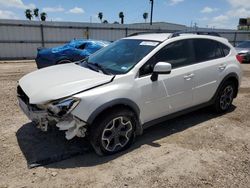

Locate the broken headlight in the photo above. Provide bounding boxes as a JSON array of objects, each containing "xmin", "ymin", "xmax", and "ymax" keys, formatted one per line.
[{"xmin": 47, "ymin": 97, "xmax": 80, "ymax": 117}]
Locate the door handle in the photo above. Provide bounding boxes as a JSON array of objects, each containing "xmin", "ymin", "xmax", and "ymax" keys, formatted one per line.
[
  {"xmin": 184, "ymin": 73, "xmax": 194, "ymax": 80},
  {"xmin": 218, "ymin": 64, "xmax": 226, "ymax": 71}
]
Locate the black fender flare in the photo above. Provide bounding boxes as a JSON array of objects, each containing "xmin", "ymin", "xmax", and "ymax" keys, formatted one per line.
[
  {"xmin": 211, "ymin": 72, "xmax": 239, "ymax": 103},
  {"xmin": 87, "ymin": 98, "xmax": 143, "ymax": 135}
]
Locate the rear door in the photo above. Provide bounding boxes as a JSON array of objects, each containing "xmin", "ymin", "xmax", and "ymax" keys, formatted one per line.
[{"xmin": 191, "ymin": 39, "xmax": 228, "ymax": 105}]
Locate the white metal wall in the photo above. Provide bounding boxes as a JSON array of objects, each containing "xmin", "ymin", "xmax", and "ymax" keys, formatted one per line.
[
  {"xmin": 0, "ymin": 19, "xmax": 250, "ymax": 60},
  {"xmin": 0, "ymin": 19, "xmax": 187, "ymax": 59}
]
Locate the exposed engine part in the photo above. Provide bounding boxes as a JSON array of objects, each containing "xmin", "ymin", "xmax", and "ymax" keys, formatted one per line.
[{"xmin": 56, "ymin": 116, "xmax": 87, "ymax": 140}]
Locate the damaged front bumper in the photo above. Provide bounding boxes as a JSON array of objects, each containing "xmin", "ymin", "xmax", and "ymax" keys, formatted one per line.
[{"xmin": 18, "ymin": 96, "xmax": 87, "ymax": 140}]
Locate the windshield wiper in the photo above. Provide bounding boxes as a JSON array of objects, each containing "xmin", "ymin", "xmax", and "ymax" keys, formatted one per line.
[
  {"xmin": 87, "ymin": 62, "xmax": 111, "ymax": 75},
  {"xmin": 83, "ymin": 62, "xmax": 98, "ymax": 72}
]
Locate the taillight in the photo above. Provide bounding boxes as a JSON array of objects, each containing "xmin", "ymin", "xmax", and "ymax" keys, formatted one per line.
[{"xmin": 236, "ymin": 54, "xmax": 243, "ymax": 63}]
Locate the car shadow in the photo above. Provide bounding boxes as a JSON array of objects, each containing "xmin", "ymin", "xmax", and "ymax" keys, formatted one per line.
[
  {"xmin": 16, "ymin": 106, "xmax": 236, "ymax": 169},
  {"xmin": 16, "ymin": 122, "xmax": 91, "ymax": 168}
]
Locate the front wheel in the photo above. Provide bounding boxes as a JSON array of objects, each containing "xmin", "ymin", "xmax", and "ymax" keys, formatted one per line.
[
  {"xmin": 90, "ymin": 109, "xmax": 136, "ymax": 155},
  {"xmin": 214, "ymin": 81, "xmax": 236, "ymax": 113}
]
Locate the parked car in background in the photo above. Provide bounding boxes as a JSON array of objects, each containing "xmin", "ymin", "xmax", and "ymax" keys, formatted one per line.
[
  {"xmin": 35, "ymin": 39, "xmax": 110, "ymax": 68},
  {"xmin": 235, "ymin": 40, "xmax": 250, "ymax": 63}
]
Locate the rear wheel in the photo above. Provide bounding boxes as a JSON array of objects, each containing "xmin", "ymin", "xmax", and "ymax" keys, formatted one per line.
[
  {"xmin": 214, "ymin": 81, "xmax": 236, "ymax": 113},
  {"xmin": 90, "ymin": 108, "xmax": 136, "ymax": 155}
]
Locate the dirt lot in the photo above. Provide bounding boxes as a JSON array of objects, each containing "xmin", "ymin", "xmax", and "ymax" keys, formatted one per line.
[{"xmin": 0, "ymin": 61, "xmax": 249, "ymax": 188}]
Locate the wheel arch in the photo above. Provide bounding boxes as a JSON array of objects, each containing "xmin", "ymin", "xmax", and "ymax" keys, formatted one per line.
[
  {"xmin": 213, "ymin": 72, "xmax": 239, "ymax": 101},
  {"xmin": 87, "ymin": 99, "xmax": 143, "ymax": 135},
  {"xmin": 56, "ymin": 58, "xmax": 72, "ymax": 64}
]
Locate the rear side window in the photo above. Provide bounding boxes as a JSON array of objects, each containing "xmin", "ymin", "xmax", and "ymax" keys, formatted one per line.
[{"xmin": 193, "ymin": 39, "xmax": 224, "ymax": 63}]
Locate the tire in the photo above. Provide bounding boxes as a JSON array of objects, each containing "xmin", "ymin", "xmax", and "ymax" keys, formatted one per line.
[
  {"xmin": 213, "ymin": 81, "xmax": 236, "ymax": 113},
  {"xmin": 90, "ymin": 108, "xmax": 136, "ymax": 155},
  {"xmin": 56, "ymin": 59, "xmax": 72, "ymax": 65}
]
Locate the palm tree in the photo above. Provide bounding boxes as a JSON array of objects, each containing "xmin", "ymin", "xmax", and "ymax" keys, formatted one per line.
[
  {"xmin": 119, "ymin": 12, "xmax": 124, "ymax": 24},
  {"xmin": 143, "ymin": 12, "xmax": 148, "ymax": 23},
  {"xmin": 98, "ymin": 12, "xmax": 103, "ymax": 23},
  {"xmin": 113, "ymin": 21, "xmax": 119, "ymax": 24},
  {"xmin": 25, "ymin": 9, "xmax": 33, "ymax": 20},
  {"xmin": 33, "ymin": 8, "xmax": 39, "ymax": 20},
  {"xmin": 40, "ymin": 12, "xmax": 47, "ymax": 21},
  {"xmin": 103, "ymin": 20, "xmax": 108, "ymax": 24}
]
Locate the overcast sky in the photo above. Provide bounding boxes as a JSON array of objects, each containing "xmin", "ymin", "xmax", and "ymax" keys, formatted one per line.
[{"xmin": 0, "ymin": 0, "xmax": 249, "ymax": 29}]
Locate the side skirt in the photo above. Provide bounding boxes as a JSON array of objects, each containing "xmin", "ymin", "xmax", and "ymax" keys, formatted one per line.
[{"xmin": 142, "ymin": 100, "xmax": 214, "ymax": 130}]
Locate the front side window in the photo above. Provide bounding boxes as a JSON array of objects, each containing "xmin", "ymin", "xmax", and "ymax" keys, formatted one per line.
[
  {"xmin": 193, "ymin": 39, "xmax": 224, "ymax": 63},
  {"xmin": 140, "ymin": 39, "xmax": 193, "ymax": 76},
  {"xmin": 80, "ymin": 39, "xmax": 158, "ymax": 75}
]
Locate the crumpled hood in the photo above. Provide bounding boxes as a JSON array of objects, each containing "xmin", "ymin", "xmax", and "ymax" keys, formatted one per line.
[{"xmin": 19, "ymin": 63, "xmax": 114, "ymax": 104}]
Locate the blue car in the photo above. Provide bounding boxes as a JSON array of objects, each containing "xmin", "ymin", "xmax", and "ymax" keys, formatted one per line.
[{"xmin": 35, "ymin": 39, "xmax": 110, "ymax": 69}]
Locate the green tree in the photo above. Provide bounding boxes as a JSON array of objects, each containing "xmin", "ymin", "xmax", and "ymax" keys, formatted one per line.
[
  {"xmin": 143, "ymin": 12, "xmax": 148, "ymax": 23},
  {"xmin": 40, "ymin": 12, "xmax": 47, "ymax": 21},
  {"xmin": 98, "ymin": 12, "xmax": 103, "ymax": 23},
  {"xmin": 119, "ymin": 12, "xmax": 124, "ymax": 24},
  {"xmin": 25, "ymin": 9, "xmax": 33, "ymax": 20},
  {"xmin": 34, "ymin": 8, "xmax": 39, "ymax": 20}
]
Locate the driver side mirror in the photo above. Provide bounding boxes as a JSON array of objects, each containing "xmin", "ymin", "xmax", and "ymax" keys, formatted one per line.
[{"xmin": 151, "ymin": 62, "xmax": 172, "ymax": 81}]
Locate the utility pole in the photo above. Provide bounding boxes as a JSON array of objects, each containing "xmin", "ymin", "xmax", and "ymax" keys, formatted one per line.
[
  {"xmin": 194, "ymin": 22, "xmax": 198, "ymax": 30},
  {"xmin": 150, "ymin": 0, "xmax": 154, "ymax": 25}
]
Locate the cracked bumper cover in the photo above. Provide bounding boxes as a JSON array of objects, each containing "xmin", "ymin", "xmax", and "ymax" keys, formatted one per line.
[{"xmin": 18, "ymin": 97, "xmax": 87, "ymax": 140}]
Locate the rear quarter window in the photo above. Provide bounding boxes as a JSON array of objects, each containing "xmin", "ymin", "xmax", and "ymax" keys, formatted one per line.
[{"xmin": 220, "ymin": 43, "xmax": 230, "ymax": 56}]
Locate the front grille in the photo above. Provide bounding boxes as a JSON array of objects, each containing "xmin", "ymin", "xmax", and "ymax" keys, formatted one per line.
[{"xmin": 17, "ymin": 85, "xmax": 29, "ymax": 104}]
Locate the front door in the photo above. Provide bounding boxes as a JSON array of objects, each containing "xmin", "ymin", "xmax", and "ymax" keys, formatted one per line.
[{"xmin": 136, "ymin": 39, "xmax": 195, "ymax": 124}]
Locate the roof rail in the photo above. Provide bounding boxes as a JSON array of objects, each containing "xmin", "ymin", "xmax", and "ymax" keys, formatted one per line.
[
  {"xmin": 128, "ymin": 30, "xmax": 221, "ymax": 38},
  {"xmin": 169, "ymin": 30, "xmax": 221, "ymax": 38},
  {"xmin": 128, "ymin": 30, "xmax": 175, "ymax": 37}
]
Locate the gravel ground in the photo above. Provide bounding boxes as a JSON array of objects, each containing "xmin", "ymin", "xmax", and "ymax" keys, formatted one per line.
[{"xmin": 0, "ymin": 61, "xmax": 249, "ymax": 188}]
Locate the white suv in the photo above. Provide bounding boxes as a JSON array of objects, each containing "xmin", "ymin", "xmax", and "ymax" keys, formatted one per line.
[{"xmin": 17, "ymin": 33, "xmax": 242, "ymax": 155}]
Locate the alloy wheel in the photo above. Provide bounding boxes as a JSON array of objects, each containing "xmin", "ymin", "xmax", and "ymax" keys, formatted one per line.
[
  {"xmin": 101, "ymin": 116, "xmax": 133, "ymax": 152},
  {"xmin": 220, "ymin": 85, "xmax": 234, "ymax": 110}
]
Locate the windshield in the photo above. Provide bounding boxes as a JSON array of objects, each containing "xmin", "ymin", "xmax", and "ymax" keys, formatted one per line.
[
  {"xmin": 81, "ymin": 39, "xmax": 159, "ymax": 74},
  {"xmin": 237, "ymin": 41, "xmax": 250, "ymax": 48}
]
